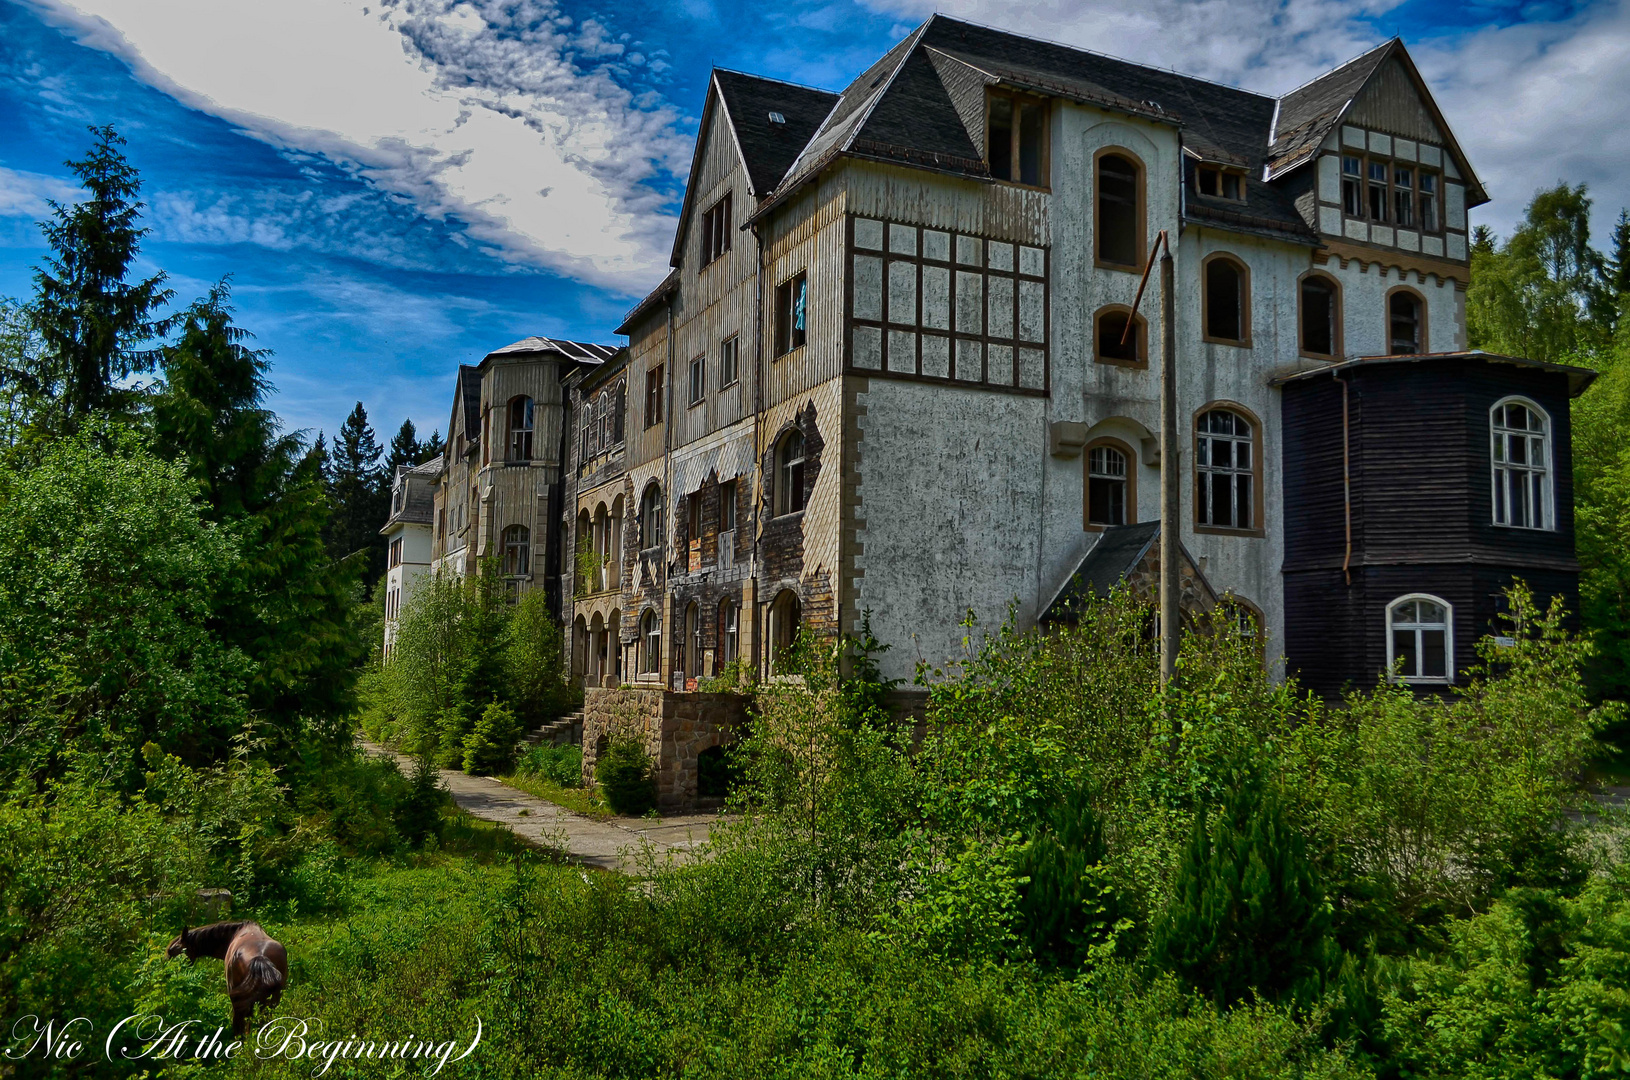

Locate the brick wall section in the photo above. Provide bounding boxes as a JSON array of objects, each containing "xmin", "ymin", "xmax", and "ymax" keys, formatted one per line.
[{"xmin": 582, "ymin": 686, "xmax": 748, "ymax": 810}]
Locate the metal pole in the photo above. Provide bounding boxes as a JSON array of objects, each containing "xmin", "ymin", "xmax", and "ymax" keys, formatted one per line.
[{"xmin": 1159, "ymin": 244, "xmax": 1179, "ymax": 687}]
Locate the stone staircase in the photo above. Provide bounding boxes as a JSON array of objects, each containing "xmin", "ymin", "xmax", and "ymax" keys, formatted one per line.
[{"xmin": 524, "ymin": 711, "xmax": 583, "ymax": 747}]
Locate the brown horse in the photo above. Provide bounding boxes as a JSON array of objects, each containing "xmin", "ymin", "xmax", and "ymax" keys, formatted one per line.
[{"xmin": 167, "ymin": 921, "xmax": 288, "ymax": 1035}]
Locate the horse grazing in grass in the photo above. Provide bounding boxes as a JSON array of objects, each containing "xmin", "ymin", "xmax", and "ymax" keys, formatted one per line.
[{"xmin": 167, "ymin": 921, "xmax": 288, "ymax": 1035}]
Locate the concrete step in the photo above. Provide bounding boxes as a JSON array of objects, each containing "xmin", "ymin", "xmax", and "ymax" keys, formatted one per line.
[{"xmin": 523, "ymin": 712, "xmax": 584, "ymax": 747}]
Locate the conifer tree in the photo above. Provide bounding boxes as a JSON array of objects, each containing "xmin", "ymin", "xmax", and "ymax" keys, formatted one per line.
[
  {"xmin": 385, "ymin": 418, "xmax": 420, "ymax": 479},
  {"xmin": 30, "ymin": 125, "xmax": 171, "ymax": 432},
  {"xmin": 421, "ymin": 429, "xmax": 443, "ymax": 462},
  {"xmin": 1610, "ymin": 208, "xmax": 1630, "ymax": 298},
  {"xmin": 326, "ymin": 401, "xmax": 388, "ymax": 583},
  {"xmin": 151, "ymin": 280, "xmax": 363, "ymax": 738}
]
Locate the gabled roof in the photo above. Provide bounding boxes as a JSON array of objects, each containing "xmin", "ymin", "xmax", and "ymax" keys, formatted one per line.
[
  {"xmin": 615, "ymin": 268, "xmax": 679, "ymax": 336},
  {"xmin": 1267, "ymin": 41, "xmax": 1392, "ymax": 176},
  {"xmin": 484, "ymin": 337, "xmax": 619, "ymax": 363}
]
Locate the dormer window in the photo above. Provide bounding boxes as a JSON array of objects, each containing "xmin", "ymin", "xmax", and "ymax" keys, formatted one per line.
[
  {"xmin": 986, "ymin": 90, "xmax": 1048, "ymax": 188},
  {"xmin": 700, "ymin": 192, "xmax": 732, "ymax": 268},
  {"xmin": 1196, "ymin": 164, "xmax": 1245, "ymax": 202}
]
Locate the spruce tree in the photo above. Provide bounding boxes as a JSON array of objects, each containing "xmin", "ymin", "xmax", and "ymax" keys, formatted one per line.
[
  {"xmin": 1610, "ymin": 208, "xmax": 1630, "ymax": 297},
  {"xmin": 385, "ymin": 418, "xmax": 420, "ymax": 479},
  {"xmin": 151, "ymin": 281, "xmax": 363, "ymax": 740},
  {"xmin": 326, "ymin": 401, "xmax": 388, "ymax": 583},
  {"xmin": 30, "ymin": 125, "xmax": 171, "ymax": 432},
  {"xmin": 421, "ymin": 429, "xmax": 443, "ymax": 463}
]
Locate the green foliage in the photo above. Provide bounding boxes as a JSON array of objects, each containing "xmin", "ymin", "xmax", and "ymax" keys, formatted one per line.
[
  {"xmin": 1156, "ymin": 778, "xmax": 1336, "ymax": 1010},
  {"xmin": 1014, "ymin": 778, "xmax": 1131, "ymax": 968},
  {"xmin": 506, "ymin": 586, "xmax": 575, "ymax": 727},
  {"xmin": 463, "ymin": 699, "xmax": 521, "ymax": 775},
  {"xmin": 597, "ymin": 735, "xmax": 656, "ymax": 816},
  {"xmin": 28, "ymin": 125, "xmax": 172, "ymax": 432},
  {"xmin": 518, "ymin": 742, "xmax": 584, "ymax": 788},
  {"xmin": 324, "ymin": 399, "xmax": 387, "ymax": 583}
]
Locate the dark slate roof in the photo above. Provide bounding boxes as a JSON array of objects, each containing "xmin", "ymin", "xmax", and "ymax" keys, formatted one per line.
[
  {"xmin": 1267, "ymin": 41, "xmax": 1392, "ymax": 177},
  {"xmin": 713, "ymin": 70, "xmax": 839, "ymax": 195},
  {"xmin": 1041, "ymin": 521, "xmax": 1161, "ymax": 623},
  {"xmin": 1272, "ymin": 350, "xmax": 1599, "ymax": 397},
  {"xmin": 381, "ymin": 456, "xmax": 441, "ymax": 533},
  {"xmin": 485, "ymin": 336, "xmax": 619, "ymax": 363}
]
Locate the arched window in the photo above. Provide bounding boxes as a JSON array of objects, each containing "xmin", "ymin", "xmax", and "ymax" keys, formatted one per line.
[
  {"xmin": 1195, "ymin": 406, "xmax": 1258, "ymax": 532},
  {"xmin": 640, "ymin": 609, "xmax": 662, "ymax": 676},
  {"xmin": 1085, "ymin": 439, "xmax": 1134, "ymax": 528},
  {"xmin": 613, "ymin": 379, "xmax": 626, "ymax": 445},
  {"xmin": 572, "ymin": 615, "xmax": 588, "ymax": 677},
  {"xmin": 639, "ymin": 483, "xmax": 663, "ymax": 549},
  {"xmin": 596, "ymin": 391, "xmax": 610, "ymax": 452},
  {"xmin": 775, "ymin": 428, "xmax": 806, "ymax": 516},
  {"xmin": 1299, "ymin": 273, "xmax": 1341, "ymax": 358},
  {"xmin": 1387, "ymin": 594, "xmax": 1453, "ymax": 684},
  {"xmin": 1202, "ymin": 255, "xmax": 1249, "ymax": 345},
  {"xmin": 683, "ymin": 601, "xmax": 701, "ymax": 679},
  {"xmin": 1094, "ymin": 306, "xmax": 1146, "ymax": 367},
  {"xmin": 768, "ymin": 589, "xmax": 801, "ymax": 675},
  {"xmin": 718, "ymin": 598, "xmax": 739, "ymax": 664},
  {"xmin": 1096, "ymin": 151, "xmax": 1143, "ymax": 270},
  {"xmin": 502, "ymin": 524, "xmax": 530, "ymax": 577},
  {"xmin": 508, "ymin": 397, "xmax": 534, "ymax": 461},
  {"xmin": 1387, "ymin": 288, "xmax": 1426, "ymax": 355},
  {"xmin": 1491, "ymin": 398, "xmax": 1552, "ymax": 530}
]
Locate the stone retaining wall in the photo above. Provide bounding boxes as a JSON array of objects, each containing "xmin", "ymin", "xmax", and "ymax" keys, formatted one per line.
[{"xmin": 582, "ymin": 687, "xmax": 749, "ymax": 810}]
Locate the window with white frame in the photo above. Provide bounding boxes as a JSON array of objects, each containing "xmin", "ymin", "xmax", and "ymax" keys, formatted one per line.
[
  {"xmin": 1491, "ymin": 398, "xmax": 1552, "ymax": 530},
  {"xmin": 718, "ymin": 598, "xmax": 738, "ymax": 664},
  {"xmin": 775, "ymin": 428, "xmax": 806, "ymax": 516},
  {"xmin": 1086, "ymin": 443, "xmax": 1129, "ymax": 526},
  {"xmin": 639, "ymin": 483, "xmax": 664, "ymax": 549},
  {"xmin": 640, "ymin": 609, "xmax": 661, "ymax": 675},
  {"xmin": 1195, "ymin": 408, "xmax": 1255, "ymax": 530},
  {"xmin": 719, "ymin": 335, "xmax": 739, "ymax": 388},
  {"xmin": 1387, "ymin": 594, "xmax": 1453, "ymax": 683}
]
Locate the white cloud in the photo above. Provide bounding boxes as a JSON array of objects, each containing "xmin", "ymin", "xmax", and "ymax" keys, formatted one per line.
[
  {"xmin": 23, "ymin": 0, "xmax": 688, "ymax": 288},
  {"xmin": 0, "ymin": 165, "xmax": 82, "ymax": 221}
]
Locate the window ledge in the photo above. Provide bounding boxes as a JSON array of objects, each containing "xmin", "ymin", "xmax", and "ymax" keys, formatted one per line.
[
  {"xmin": 1201, "ymin": 335, "xmax": 1253, "ymax": 349},
  {"xmin": 1491, "ymin": 523, "xmax": 1557, "ymax": 533},
  {"xmin": 1093, "ymin": 354, "xmax": 1149, "ymax": 370},
  {"xmin": 774, "ymin": 345, "xmax": 806, "ymax": 362},
  {"xmin": 1094, "ymin": 258, "xmax": 1143, "ymax": 275},
  {"xmin": 1194, "ymin": 525, "xmax": 1266, "ymax": 539},
  {"xmin": 772, "ymin": 509, "xmax": 807, "ymax": 523}
]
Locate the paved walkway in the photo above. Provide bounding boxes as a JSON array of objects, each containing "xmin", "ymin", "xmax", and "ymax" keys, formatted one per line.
[{"xmin": 361, "ymin": 741, "xmax": 722, "ymax": 873}]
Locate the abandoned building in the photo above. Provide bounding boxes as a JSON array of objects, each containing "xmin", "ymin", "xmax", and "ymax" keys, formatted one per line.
[{"xmin": 391, "ymin": 16, "xmax": 1593, "ymax": 807}]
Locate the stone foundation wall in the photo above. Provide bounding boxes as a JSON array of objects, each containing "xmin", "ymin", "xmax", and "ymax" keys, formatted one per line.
[{"xmin": 582, "ymin": 686, "xmax": 749, "ymax": 810}]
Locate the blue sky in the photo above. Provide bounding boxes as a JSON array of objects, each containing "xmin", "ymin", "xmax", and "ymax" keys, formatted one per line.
[{"xmin": 2, "ymin": 0, "xmax": 1626, "ymax": 443}]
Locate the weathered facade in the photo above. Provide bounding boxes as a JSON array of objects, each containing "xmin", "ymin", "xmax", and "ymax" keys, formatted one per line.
[{"xmin": 381, "ymin": 456, "xmax": 440, "ymax": 657}]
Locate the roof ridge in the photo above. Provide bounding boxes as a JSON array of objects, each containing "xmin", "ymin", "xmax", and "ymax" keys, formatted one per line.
[
  {"xmin": 926, "ymin": 13, "xmax": 1276, "ymax": 101},
  {"xmin": 1273, "ymin": 38, "xmax": 1394, "ymax": 102},
  {"xmin": 711, "ymin": 66, "xmax": 838, "ymax": 97}
]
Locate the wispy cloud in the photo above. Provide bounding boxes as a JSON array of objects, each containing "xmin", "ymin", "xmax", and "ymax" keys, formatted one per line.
[
  {"xmin": 23, "ymin": 0, "xmax": 691, "ymax": 289},
  {"xmin": 0, "ymin": 165, "xmax": 82, "ymax": 222}
]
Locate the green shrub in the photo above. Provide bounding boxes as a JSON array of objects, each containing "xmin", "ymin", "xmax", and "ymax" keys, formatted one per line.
[
  {"xmin": 518, "ymin": 742, "xmax": 583, "ymax": 788},
  {"xmin": 597, "ymin": 736, "xmax": 655, "ymax": 816},
  {"xmin": 393, "ymin": 758, "xmax": 448, "ymax": 848},
  {"xmin": 463, "ymin": 699, "xmax": 521, "ymax": 776},
  {"xmin": 1014, "ymin": 778, "xmax": 1130, "ymax": 968}
]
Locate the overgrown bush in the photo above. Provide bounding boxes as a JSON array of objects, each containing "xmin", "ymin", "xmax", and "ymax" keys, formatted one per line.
[
  {"xmin": 597, "ymin": 735, "xmax": 655, "ymax": 816},
  {"xmin": 518, "ymin": 742, "xmax": 583, "ymax": 788},
  {"xmin": 463, "ymin": 699, "xmax": 521, "ymax": 776}
]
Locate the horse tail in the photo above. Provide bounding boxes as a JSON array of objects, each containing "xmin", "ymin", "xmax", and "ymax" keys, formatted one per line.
[{"xmin": 248, "ymin": 955, "xmax": 284, "ymax": 995}]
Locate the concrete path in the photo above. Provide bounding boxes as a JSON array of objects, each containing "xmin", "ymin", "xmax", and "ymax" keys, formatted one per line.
[{"xmin": 361, "ymin": 741, "xmax": 722, "ymax": 874}]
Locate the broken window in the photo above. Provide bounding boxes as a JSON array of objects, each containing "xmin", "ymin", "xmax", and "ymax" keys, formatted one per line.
[
  {"xmin": 774, "ymin": 273, "xmax": 807, "ymax": 355},
  {"xmin": 683, "ymin": 602, "xmax": 701, "ymax": 678},
  {"xmin": 612, "ymin": 379, "xmax": 626, "ymax": 444},
  {"xmin": 1196, "ymin": 408, "xmax": 1255, "ymax": 531},
  {"xmin": 639, "ymin": 483, "xmax": 663, "ymax": 549},
  {"xmin": 987, "ymin": 90, "xmax": 1047, "ymax": 187},
  {"xmin": 688, "ymin": 489, "xmax": 702, "ymax": 541},
  {"xmin": 508, "ymin": 396, "xmax": 534, "ymax": 462},
  {"xmin": 1196, "ymin": 164, "xmax": 1245, "ymax": 201},
  {"xmin": 1492, "ymin": 398, "xmax": 1552, "ymax": 530},
  {"xmin": 1086, "ymin": 443, "xmax": 1129, "ymax": 527},
  {"xmin": 1097, "ymin": 152, "xmax": 1141, "ymax": 268},
  {"xmin": 719, "ymin": 334, "xmax": 739, "ymax": 387},
  {"xmin": 1388, "ymin": 290, "xmax": 1423, "ymax": 354},
  {"xmin": 1299, "ymin": 274, "xmax": 1339, "ymax": 357},
  {"xmin": 645, "ymin": 364, "xmax": 664, "ymax": 427},
  {"xmin": 718, "ymin": 598, "xmax": 739, "ymax": 664},
  {"xmin": 720, "ymin": 478, "xmax": 737, "ymax": 532},
  {"xmin": 389, "ymin": 536, "xmax": 403, "ymax": 568},
  {"xmin": 1368, "ymin": 160, "xmax": 1388, "ymax": 221},
  {"xmin": 1094, "ymin": 307, "xmax": 1145, "ymax": 366},
  {"xmin": 1393, "ymin": 166, "xmax": 1415, "ymax": 228},
  {"xmin": 501, "ymin": 524, "xmax": 530, "ymax": 577},
  {"xmin": 700, "ymin": 192, "xmax": 731, "ymax": 267},
  {"xmin": 640, "ymin": 609, "xmax": 661, "ymax": 675},
  {"xmin": 775, "ymin": 428, "xmax": 806, "ymax": 516},
  {"xmin": 768, "ymin": 589, "xmax": 801, "ymax": 675},
  {"xmin": 1418, "ymin": 172, "xmax": 1439, "ymax": 232},
  {"xmin": 1203, "ymin": 255, "xmax": 1247, "ymax": 343},
  {"xmin": 688, "ymin": 353, "xmax": 705, "ymax": 406},
  {"xmin": 1342, "ymin": 155, "xmax": 1363, "ymax": 218}
]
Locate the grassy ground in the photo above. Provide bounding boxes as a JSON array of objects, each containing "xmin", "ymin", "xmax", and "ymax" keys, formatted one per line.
[{"xmin": 499, "ymin": 770, "xmax": 614, "ymax": 820}]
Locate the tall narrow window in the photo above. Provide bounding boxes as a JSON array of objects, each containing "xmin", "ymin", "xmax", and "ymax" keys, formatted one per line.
[
  {"xmin": 776, "ymin": 428, "xmax": 806, "ymax": 516},
  {"xmin": 1491, "ymin": 398, "xmax": 1552, "ymax": 530},
  {"xmin": 775, "ymin": 273, "xmax": 807, "ymax": 355},
  {"xmin": 1419, "ymin": 172, "xmax": 1440, "ymax": 233},
  {"xmin": 580, "ymin": 403, "xmax": 592, "ymax": 460},
  {"xmin": 640, "ymin": 609, "xmax": 661, "ymax": 675},
  {"xmin": 1097, "ymin": 152, "xmax": 1141, "ymax": 269},
  {"xmin": 718, "ymin": 598, "xmax": 739, "ymax": 664},
  {"xmin": 986, "ymin": 91, "xmax": 1048, "ymax": 186},
  {"xmin": 720, "ymin": 478, "xmax": 737, "ymax": 532},
  {"xmin": 1393, "ymin": 166, "xmax": 1415, "ymax": 228},
  {"xmin": 1086, "ymin": 443, "xmax": 1130, "ymax": 527},
  {"xmin": 1388, "ymin": 290, "xmax": 1423, "ymax": 355},
  {"xmin": 645, "ymin": 365, "xmax": 664, "ymax": 427},
  {"xmin": 501, "ymin": 524, "xmax": 530, "ymax": 577},
  {"xmin": 1342, "ymin": 155, "xmax": 1363, "ymax": 217},
  {"xmin": 688, "ymin": 354, "xmax": 705, "ymax": 405},
  {"xmin": 684, "ymin": 602, "xmax": 701, "ymax": 679},
  {"xmin": 1196, "ymin": 408, "xmax": 1255, "ymax": 531},
  {"xmin": 1300, "ymin": 275, "xmax": 1339, "ymax": 358},
  {"xmin": 1367, "ymin": 160, "xmax": 1388, "ymax": 221},
  {"xmin": 700, "ymin": 192, "xmax": 732, "ymax": 267},
  {"xmin": 768, "ymin": 589, "xmax": 801, "ymax": 674},
  {"xmin": 506, "ymin": 397, "xmax": 533, "ymax": 462},
  {"xmin": 1387, "ymin": 595, "xmax": 1452, "ymax": 684},
  {"xmin": 1094, "ymin": 307, "xmax": 1146, "ymax": 366},
  {"xmin": 597, "ymin": 390, "xmax": 610, "ymax": 450},
  {"xmin": 639, "ymin": 483, "xmax": 663, "ymax": 549},
  {"xmin": 1203, "ymin": 256, "xmax": 1248, "ymax": 344},
  {"xmin": 719, "ymin": 335, "xmax": 739, "ymax": 387},
  {"xmin": 688, "ymin": 490, "xmax": 702, "ymax": 542}
]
